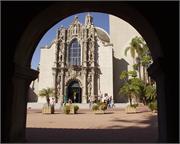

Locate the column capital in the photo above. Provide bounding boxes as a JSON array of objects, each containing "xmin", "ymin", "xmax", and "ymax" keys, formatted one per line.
[{"xmin": 14, "ymin": 63, "xmax": 39, "ymax": 81}]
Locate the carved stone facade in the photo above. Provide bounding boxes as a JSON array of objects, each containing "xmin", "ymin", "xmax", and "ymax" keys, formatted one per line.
[
  {"xmin": 50, "ymin": 14, "xmax": 108, "ymax": 103},
  {"xmin": 30, "ymin": 14, "xmax": 143, "ymax": 104}
]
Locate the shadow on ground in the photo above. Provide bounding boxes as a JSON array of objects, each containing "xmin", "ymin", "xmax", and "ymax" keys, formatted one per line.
[
  {"xmin": 26, "ymin": 114, "xmax": 158, "ymax": 143},
  {"xmin": 26, "ymin": 127, "xmax": 158, "ymax": 143}
]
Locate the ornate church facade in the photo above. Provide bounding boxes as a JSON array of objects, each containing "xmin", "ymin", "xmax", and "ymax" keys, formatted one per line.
[
  {"xmin": 37, "ymin": 14, "xmax": 113, "ymax": 103},
  {"xmin": 29, "ymin": 14, "xmax": 142, "ymax": 104}
]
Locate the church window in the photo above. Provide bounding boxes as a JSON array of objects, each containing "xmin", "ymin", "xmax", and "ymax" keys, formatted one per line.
[{"xmin": 69, "ymin": 39, "xmax": 81, "ymax": 66}]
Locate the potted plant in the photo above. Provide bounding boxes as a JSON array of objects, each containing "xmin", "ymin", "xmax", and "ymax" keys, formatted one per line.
[
  {"xmin": 39, "ymin": 88, "xmax": 55, "ymax": 114},
  {"xmin": 63, "ymin": 105, "xmax": 71, "ymax": 114},
  {"xmin": 92, "ymin": 104, "xmax": 99, "ymax": 111},
  {"xmin": 63, "ymin": 104, "xmax": 79, "ymax": 114},
  {"xmin": 92, "ymin": 102, "xmax": 107, "ymax": 114},
  {"xmin": 74, "ymin": 105, "xmax": 79, "ymax": 114},
  {"xmin": 125, "ymin": 103, "xmax": 138, "ymax": 114},
  {"xmin": 148, "ymin": 101, "xmax": 157, "ymax": 113}
]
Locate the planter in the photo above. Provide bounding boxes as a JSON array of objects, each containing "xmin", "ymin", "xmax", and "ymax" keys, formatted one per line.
[
  {"xmin": 94, "ymin": 110, "xmax": 105, "ymax": 114},
  {"xmin": 70, "ymin": 105, "xmax": 75, "ymax": 114},
  {"xmin": 92, "ymin": 102, "xmax": 107, "ymax": 114},
  {"xmin": 63, "ymin": 104, "xmax": 79, "ymax": 114},
  {"xmin": 42, "ymin": 105, "xmax": 54, "ymax": 114},
  {"xmin": 63, "ymin": 105, "xmax": 70, "ymax": 114},
  {"xmin": 125, "ymin": 106, "xmax": 137, "ymax": 114}
]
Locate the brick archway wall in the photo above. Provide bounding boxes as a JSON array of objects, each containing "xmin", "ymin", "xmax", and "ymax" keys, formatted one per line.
[
  {"xmin": 10, "ymin": 3, "xmax": 165, "ymax": 142},
  {"xmin": 14, "ymin": 2, "xmax": 163, "ymax": 67}
]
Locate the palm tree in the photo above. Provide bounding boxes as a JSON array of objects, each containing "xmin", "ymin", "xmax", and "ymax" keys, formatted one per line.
[
  {"xmin": 141, "ymin": 55, "xmax": 152, "ymax": 84},
  {"xmin": 39, "ymin": 88, "xmax": 54, "ymax": 104},
  {"xmin": 141, "ymin": 43, "xmax": 152, "ymax": 84},
  {"xmin": 120, "ymin": 78, "xmax": 144, "ymax": 106},
  {"xmin": 144, "ymin": 84, "xmax": 157, "ymax": 104},
  {"xmin": 125, "ymin": 36, "xmax": 144, "ymax": 80}
]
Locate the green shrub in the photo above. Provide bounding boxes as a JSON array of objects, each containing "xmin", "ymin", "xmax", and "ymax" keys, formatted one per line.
[
  {"xmin": 130, "ymin": 103, "xmax": 139, "ymax": 108},
  {"xmin": 92, "ymin": 103, "xmax": 107, "ymax": 111},
  {"xmin": 92, "ymin": 104, "xmax": 99, "ymax": 111},
  {"xmin": 63, "ymin": 105, "xmax": 70, "ymax": 114},
  {"xmin": 99, "ymin": 103, "xmax": 107, "ymax": 111},
  {"xmin": 97, "ymin": 102, "xmax": 104, "ymax": 106},
  {"xmin": 74, "ymin": 105, "xmax": 79, "ymax": 114},
  {"xmin": 148, "ymin": 101, "xmax": 157, "ymax": 111}
]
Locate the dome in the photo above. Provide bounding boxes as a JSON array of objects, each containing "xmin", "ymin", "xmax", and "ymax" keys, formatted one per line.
[{"xmin": 95, "ymin": 27, "xmax": 110, "ymax": 43}]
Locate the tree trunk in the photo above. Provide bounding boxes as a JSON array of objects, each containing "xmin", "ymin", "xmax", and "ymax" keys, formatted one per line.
[
  {"xmin": 138, "ymin": 63, "xmax": 142, "ymax": 80},
  {"xmin": 149, "ymin": 76, "xmax": 152, "ymax": 85},
  {"xmin": 46, "ymin": 96, "xmax": 50, "ymax": 106},
  {"xmin": 143, "ymin": 66, "xmax": 146, "ymax": 84},
  {"xmin": 129, "ymin": 95, "xmax": 132, "ymax": 106},
  {"xmin": 145, "ymin": 68, "xmax": 149, "ymax": 85}
]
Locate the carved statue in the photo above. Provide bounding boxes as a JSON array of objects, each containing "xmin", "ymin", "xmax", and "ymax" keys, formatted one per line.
[
  {"xmin": 74, "ymin": 25, "xmax": 77, "ymax": 34},
  {"xmin": 57, "ymin": 84, "xmax": 61, "ymax": 96},
  {"xmin": 57, "ymin": 74, "xmax": 61, "ymax": 83},
  {"xmin": 87, "ymin": 73, "xmax": 92, "ymax": 97}
]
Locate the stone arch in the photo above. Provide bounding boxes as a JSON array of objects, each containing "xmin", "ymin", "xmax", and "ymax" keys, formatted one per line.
[
  {"xmin": 14, "ymin": 3, "xmax": 163, "ymax": 68},
  {"xmin": 65, "ymin": 78, "xmax": 83, "ymax": 88},
  {"xmin": 65, "ymin": 78, "xmax": 82, "ymax": 103}
]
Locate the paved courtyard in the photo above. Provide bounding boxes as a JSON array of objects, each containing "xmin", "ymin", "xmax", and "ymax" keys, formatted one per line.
[{"xmin": 26, "ymin": 107, "xmax": 158, "ymax": 143}]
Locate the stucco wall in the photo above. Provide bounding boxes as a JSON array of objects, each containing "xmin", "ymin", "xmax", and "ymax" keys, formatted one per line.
[
  {"xmin": 98, "ymin": 39, "xmax": 113, "ymax": 98},
  {"xmin": 38, "ymin": 43, "xmax": 56, "ymax": 102},
  {"xmin": 109, "ymin": 15, "xmax": 142, "ymax": 102}
]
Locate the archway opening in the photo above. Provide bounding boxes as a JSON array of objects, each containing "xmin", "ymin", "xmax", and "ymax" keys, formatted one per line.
[
  {"xmin": 66, "ymin": 80, "xmax": 82, "ymax": 103},
  {"xmin": 26, "ymin": 11, "xmax": 158, "ymax": 143},
  {"xmin": 6, "ymin": 1, "xmax": 177, "ymax": 143}
]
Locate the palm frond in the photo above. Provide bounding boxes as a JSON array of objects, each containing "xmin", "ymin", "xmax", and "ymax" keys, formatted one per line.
[
  {"xmin": 124, "ymin": 47, "xmax": 130, "ymax": 56},
  {"xmin": 39, "ymin": 87, "xmax": 54, "ymax": 97}
]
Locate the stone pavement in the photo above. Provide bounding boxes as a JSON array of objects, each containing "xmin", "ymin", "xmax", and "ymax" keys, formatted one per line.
[{"xmin": 26, "ymin": 107, "xmax": 158, "ymax": 143}]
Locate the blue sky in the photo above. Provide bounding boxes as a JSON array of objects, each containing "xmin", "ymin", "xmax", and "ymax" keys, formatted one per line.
[{"xmin": 31, "ymin": 12, "xmax": 109, "ymax": 70}]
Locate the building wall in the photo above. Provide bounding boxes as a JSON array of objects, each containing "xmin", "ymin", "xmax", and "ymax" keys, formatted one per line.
[
  {"xmin": 109, "ymin": 15, "xmax": 142, "ymax": 102},
  {"xmin": 98, "ymin": 39, "xmax": 113, "ymax": 97},
  {"xmin": 38, "ymin": 43, "xmax": 56, "ymax": 103}
]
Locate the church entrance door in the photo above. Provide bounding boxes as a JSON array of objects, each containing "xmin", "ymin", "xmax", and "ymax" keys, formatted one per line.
[{"xmin": 67, "ymin": 80, "xmax": 82, "ymax": 103}]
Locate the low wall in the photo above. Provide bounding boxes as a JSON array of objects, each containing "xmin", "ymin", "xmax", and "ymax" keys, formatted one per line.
[{"xmin": 27, "ymin": 102, "xmax": 129, "ymax": 110}]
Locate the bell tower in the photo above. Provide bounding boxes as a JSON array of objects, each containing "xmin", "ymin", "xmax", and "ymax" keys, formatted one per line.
[{"xmin": 85, "ymin": 13, "xmax": 93, "ymax": 27}]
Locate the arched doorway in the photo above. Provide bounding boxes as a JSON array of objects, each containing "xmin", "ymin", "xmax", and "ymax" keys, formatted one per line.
[{"xmin": 67, "ymin": 80, "xmax": 82, "ymax": 103}]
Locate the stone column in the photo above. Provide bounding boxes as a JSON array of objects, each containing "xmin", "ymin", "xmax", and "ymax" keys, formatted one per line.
[
  {"xmin": 60, "ymin": 71, "xmax": 64, "ymax": 102},
  {"xmin": 148, "ymin": 58, "xmax": 167, "ymax": 142},
  {"xmin": 9, "ymin": 64, "xmax": 38, "ymax": 142},
  {"xmin": 83, "ymin": 28, "xmax": 88, "ymax": 67},
  {"xmin": 64, "ymin": 86, "xmax": 68, "ymax": 103},
  {"xmin": 54, "ymin": 40, "xmax": 60, "ymax": 102},
  {"xmin": 62, "ymin": 41, "xmax": 66, "ymax": 67},
  {"xmin": 66, "ymin": 42, "xmax": 69, "ymax": 65},
  {"xmin": 98, "ymin": 74, "xmax": 101, "ymax": 95},
  {"xmin": 82, "ymin": 70, "xmax": 87, "ymax": 103},
  {"xmin": 91, "ymin": 69, "xmax": 95, "ymax": 98},
  {"xmin": 52, "ymin": 67, "xmax": 57, "ymax": 101},
  {"xmin": 91, "ymin": 40, "xmax": 95, "ymax": 67},
  {"xmin": 83, "ymin": 40, "xmax": 87, "ymax": 67}
]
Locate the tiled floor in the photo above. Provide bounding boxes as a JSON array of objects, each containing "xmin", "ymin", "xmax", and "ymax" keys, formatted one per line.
[{"xmin": 26, "ymin": 108, "xmax": 158, "ymax": 143}]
